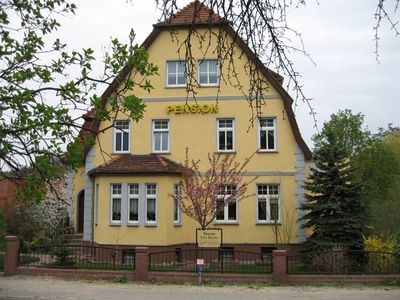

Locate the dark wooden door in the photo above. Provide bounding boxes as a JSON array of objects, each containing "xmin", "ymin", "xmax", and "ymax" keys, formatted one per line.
[{"xmin": 77, "ymin": 191, "xmax": 84, "ymax": 233}]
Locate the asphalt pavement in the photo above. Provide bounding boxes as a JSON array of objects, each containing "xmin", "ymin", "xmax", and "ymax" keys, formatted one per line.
[{"xmin": 0, "ymin": 275, "xmax": 399, "ymax": 300}]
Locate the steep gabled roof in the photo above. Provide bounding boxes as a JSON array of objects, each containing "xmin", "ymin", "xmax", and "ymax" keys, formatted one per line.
[
  {"xmin": 79, "ymin": 1, "xmax": 312, "ymax": 161},
  {"xmin": 87, "ymin": 154, "xmax": 181, "ymax": 176},
  {"xmin": 157, "ymin": 1, "xmax": 222, "ymax": 25}
]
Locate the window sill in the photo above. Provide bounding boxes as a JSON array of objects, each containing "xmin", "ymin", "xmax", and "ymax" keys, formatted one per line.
[
  {"xmin": 111, "ymin": 151, "xmax": 130, "ymax": 155},
  {"xmin": 257, "ymin": 150, "xmax": 278, "ymax": 153},
  {"xmin": 215, "ymin": 150, "xmax": 237, "ymax": 154},
  {"xmin": 214, "ymin": 221, "xmax": 239, "ymax": 225},
  {"xmin": 256, "ymin": 221, "xmax": 282, "ymax": 225},
  {"xmin": 152, "ymin": 151, "xmax": 171, "ymax": 155},
  {"xmin": 109, "ymin": 223, "xmax": 122, "ymax": 227},
  {"xmin": 173, "ymin": 223, "xmax": 182, "ymax": 227},
  {"xmin": 198, "ymin": 84, "xmax": 219, "ymax": 88},
  {"xmin": 165, "ymin": 85, "xmax": 187, "ymax": 89},
  {"xmin": 127, "ymin": 223, "xmax": 140, "ymax": 227},
  {"xmin": 145, "ymin": 223, "xmax": 157, "ymax": 227}
]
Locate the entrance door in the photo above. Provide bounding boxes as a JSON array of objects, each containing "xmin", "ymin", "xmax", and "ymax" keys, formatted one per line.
[{"xmin": 77, "ymin": 190, "xmax": 84, "ymax": 233}]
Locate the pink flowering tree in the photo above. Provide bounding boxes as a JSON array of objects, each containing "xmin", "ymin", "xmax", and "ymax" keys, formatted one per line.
[{"xmin": 173, "ymin": 150, "xmax": 256, "ymax": 230}]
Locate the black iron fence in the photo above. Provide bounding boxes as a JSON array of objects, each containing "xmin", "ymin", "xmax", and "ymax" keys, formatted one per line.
[
  {"xmin": 19, "ymin": 244, "xmax": 135, "ymax": 270},
  {"xmin": 287, "ymin": 250, "xmax": 400, "ymax": 275},
  {"xmin": 149, "ymin": 248, "xmax": 272, "ymax": 274}
]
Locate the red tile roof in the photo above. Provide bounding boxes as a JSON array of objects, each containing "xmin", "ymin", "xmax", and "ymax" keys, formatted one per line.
[
  {"xmin": 88, "ymin": 154, "xmax": 181, "ymax": 176},
  {"xmin": 157, "ymin": 1, "xmax": 222, "ymax": 26}
]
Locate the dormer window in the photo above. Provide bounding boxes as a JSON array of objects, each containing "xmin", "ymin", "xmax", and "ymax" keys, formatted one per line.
[{"xmin": 113, "ymin": 120, "xmax": 130, "ymax": 153}]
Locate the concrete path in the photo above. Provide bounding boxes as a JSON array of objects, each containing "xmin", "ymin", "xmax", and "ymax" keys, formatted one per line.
[{"xmin": 0, "ymin": 275, "xmax": 399, "ymax": 300}]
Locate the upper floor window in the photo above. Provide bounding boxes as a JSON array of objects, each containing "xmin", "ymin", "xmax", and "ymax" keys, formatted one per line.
[
  {"xmin": 146, "ymin": 184, "xmax": 157, "ymax": 224},
  {"xmin": 128, "ymin": 184, "xmax": 139, "ymax": 224},
  {"xmin": 217, "ymin": 119, "xmax": 235, "ymax": 152},
  {"xmin": 113, "ymin": 120, "xmax": 130, "ymax": 153},
  {"xmin": 111, "ymin": 184, "xmax": 122, "ymax": 223},
  {"xmin": 198, "ymin": 59, "xmax": 219, "ymax": 86},
  {"xmin": 166, "ymin": 61, "xmax": 186, "ymax": 87},
  {"xmin": 152, "ymin": 120, "xmax": 169, "ymax": 153},
  {"xmin": 257, "ymin": 184, "xmax": 280, "ymax": 223},
  {"xmin": 215, "ymin": 185, "xmax": 237, "ymax": 223},
  {"xmin": 258, "ymin": 117, "xmax": 276, "ymax": 151}
]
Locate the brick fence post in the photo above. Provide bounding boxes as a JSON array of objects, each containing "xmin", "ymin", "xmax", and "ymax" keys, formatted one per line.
[
  {"xmin": 135, "ymin": 247, "xmax": 149, "ymax": 281},
  {"xmin": 272, "ymin": 249, "xmax": 287, "ymax": 283},
  {"xmin": 4, "ymin": 235, "xmax": 20, "ymax": 276}
]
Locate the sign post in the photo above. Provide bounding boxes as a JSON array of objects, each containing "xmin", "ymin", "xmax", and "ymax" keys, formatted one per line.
[
  {"xmin": 195, "ymin": 228, "xmax": 222, "ymax": 285},
  {"xmin": 196, "ymin": 258, "xmax": 204, "ymax": 285}
]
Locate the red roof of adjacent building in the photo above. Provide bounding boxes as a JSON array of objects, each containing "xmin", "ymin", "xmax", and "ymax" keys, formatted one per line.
[{"xmin": 88, "ymin": 154, "xmax": 181, "ymax": 176}]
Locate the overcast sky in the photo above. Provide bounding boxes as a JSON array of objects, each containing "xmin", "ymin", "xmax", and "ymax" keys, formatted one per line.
[{"xmin": 57, "ymin": 0, "xmax": 400, "ymax": 147}]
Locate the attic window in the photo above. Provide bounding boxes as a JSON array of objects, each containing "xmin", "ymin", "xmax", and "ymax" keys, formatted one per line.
[
  {"xmin": 198, "ymin": 59, "xmax": 219, "ymax": 86},
  {"xmin": 166, "ymin": 61, "xmax": 186, "ymax": 87}
]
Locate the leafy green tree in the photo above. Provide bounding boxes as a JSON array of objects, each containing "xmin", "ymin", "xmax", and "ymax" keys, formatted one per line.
[
  {"xmin": 300, "ymin": 111, "xmax": 367, "ymax": 252},
  {"xmin": 0, "ymin": 0, "xmax": 158, "ymax": 202},
  {"xmin": 313, "ymin": 109, "xmax": 372, "ymax": 156},
  {"xmin": 355, "ymin": 131, "xmax": 400, "ymax": 238}
]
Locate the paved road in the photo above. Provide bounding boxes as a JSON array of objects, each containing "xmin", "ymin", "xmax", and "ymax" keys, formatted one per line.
[{"xmin": 0, "ymin": 276, "xmax": 399, "ymax": 300}]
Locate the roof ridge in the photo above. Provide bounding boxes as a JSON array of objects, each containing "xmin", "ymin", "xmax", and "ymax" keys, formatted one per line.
[{"xmin": 157, "ymin": 0, "xmax": 222, "ymax": 26}]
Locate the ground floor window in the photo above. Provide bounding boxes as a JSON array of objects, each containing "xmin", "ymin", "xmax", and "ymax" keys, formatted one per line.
[
  {"xmin": 108, "ymin": 183, "xmax": 158, "ymax": 226},
  {"xmin": 215, "ymin": 185, "xmax": 237, "ymax": 223},
  {"xmin": 173, "ymin": 183, "xmax": 182, "ymax": 225},
  {"xmin": 111, "ymin": 184, "xmax": 122, "ymax": 223},
  {"xmin": 146, "ymin": 184, "xmax": 157, "ymax": 223},
  {"xmin": 257, "ymin": 184, "xmax": 280, "ymax": 223},
  {"xmin": 128, "ymin": 184, "xmax": 139, "ymax": 223}
]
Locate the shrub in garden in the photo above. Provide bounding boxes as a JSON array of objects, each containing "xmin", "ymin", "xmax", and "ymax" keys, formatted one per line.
[
  {"xmin": 51, "ymin": 246, "xmax": 75, "ymax": 267},
  {"xmin": 364, "ymin": 234, "xmax": 398, "ymax": 273}
]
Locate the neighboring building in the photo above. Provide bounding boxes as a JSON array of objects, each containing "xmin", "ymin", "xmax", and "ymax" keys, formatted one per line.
[
  {"xmin": 0, "ymin": 177, "xmax": 24, "ymax": 224},
  {"xmin": 68, "ymin": 1, "xmax": 312, "ymax": 253}
]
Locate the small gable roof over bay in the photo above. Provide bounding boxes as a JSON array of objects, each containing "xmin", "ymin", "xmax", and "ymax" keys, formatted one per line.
[{"xmin": 88, "ymin": 154, "xmax": 181, "ymax": 176}]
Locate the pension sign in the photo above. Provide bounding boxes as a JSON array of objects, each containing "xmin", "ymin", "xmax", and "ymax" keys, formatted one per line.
[{"xmin": 166, "ymin": 104, "xmax": 218, "ymax": 114}]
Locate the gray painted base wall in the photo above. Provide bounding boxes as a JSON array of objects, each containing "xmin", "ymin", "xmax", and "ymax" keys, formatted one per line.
[
  {"xmin": 83, "ymin": 147, "xmax": 95, "ymax": 241},
  {"xmin": 295, "ymin": 144, "xmax": 306, "ymax": 243}
]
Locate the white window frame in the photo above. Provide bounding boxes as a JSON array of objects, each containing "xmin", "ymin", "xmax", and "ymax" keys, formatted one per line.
[
  {"xmin": 166, "ymin": 61, "xmax": 187, "ymax": 87},
  {"xmin": 258, "ymin": 117, "xmax": 277, "ymax": 151},
  {"xmin": 145, "ymin": 183, "xmax": 157, "ymax": 225},
  {"xmin": 215, "ymin": 185, "xmax": 238, "ymax": 223},
  {"xmin": 173, "ymin": 183, "xmax": 182, "ymax": 225},
  {"xmin": 113, "ymin": 120, "xmax": 130, "ymax": 153},
  {"xmin": 198, "ymin": 59, "xmax": 219, "ymax": 86},
  {"xmin": 256, "ymin": 184, "xmax": 281, "ymax": 224},
  {"xmin": 128, "ymin": 183, "xmax": 139, "ymax": 225},
  {"xmin": 110, "ymin": 184, "xmax": 122, "ymax": 224},
  {"xmin": 217, "ymin": 118, "xmax": 235, "ymax": 152},
  {"xmin": 152, "ymin": 119, "xmax": 170, "ymax": 153}
]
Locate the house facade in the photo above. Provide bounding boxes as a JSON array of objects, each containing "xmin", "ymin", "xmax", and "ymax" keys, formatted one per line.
[{"xmin": 68, "ymin": 2, "xmax": 312, "ymax": 253}]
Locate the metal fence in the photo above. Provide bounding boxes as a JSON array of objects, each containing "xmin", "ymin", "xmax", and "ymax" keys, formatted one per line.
[
  {"xmin": 0, "ymin": 251, "xmax": 4, "ymax": 271},
  {"xmin": 149, "ymin": 248, "xmax": 272, "ymax": 274},
  {"xmin": 19, "ymin": 244, "xmax": 135, "ymax": 270},
  {"xmin": 287, "ymin": 250, "xmax": 400, "ymax": 275}
]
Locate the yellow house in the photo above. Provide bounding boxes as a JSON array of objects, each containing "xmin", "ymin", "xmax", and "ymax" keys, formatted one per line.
[{"xmin": 68, "ymin": 1, "xmax": 312, "ymax": 254}]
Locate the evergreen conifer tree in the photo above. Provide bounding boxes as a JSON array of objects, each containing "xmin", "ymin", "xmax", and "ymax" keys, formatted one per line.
[{"xmin": 300, "ymin": 126, "xmax": 366, "ymax": 253}]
